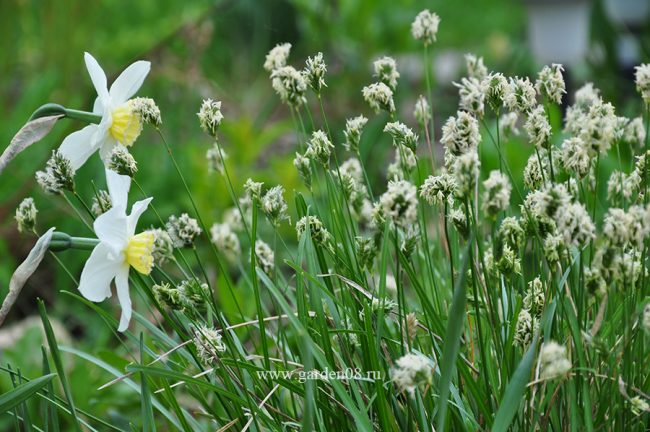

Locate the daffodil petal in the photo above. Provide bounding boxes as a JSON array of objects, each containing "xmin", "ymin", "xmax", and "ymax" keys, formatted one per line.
[
  {"xmin": 58, "ymin": 124, "xmax": 100, "ymax": 171},
  {"xmin": 78, "ymin": 242, "xmax": 121, "ymax": 302},
  {"xmin": 127, "ymin": 198, "xmax": 153, "ymax": 236},
  {"xmin": 98, "ymin": 138, "xmax": 118, "ymax": 164},
  {"xmin": 84, "ymin": 52, "xmax": 109, "ymax": 101},
  {"xmin": 94, "ymin": 205, "xmax": 128, "ymax": 251},
  {"xmin": 106, "ymin": 167, "xmax": 131, "ymax": 210},
  {"xmin": 109, "ymin": 60, "xmax": 151, "ymax": 106},
  {"xmin": 115, "ymin": 266, "xmax": 132, "ymax": 332}
]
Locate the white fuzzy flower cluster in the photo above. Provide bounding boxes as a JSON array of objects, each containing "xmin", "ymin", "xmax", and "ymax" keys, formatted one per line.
[
  {"xmin": 522, "ymin": 149, "xmax": 554, "ymax": 190},
  {"xmin": 293, "ymin": 152, "xmax": 312, "ymax": 188},
  {"xmin": 384, "ymin": 121, "xmax": 418, "ymax": 151},
  {"xmin": 306, "ymin": 130, "xmax": 334, "ymax": 166},
  {"xmin": 36, "ymin": 151, "xmax": 75, "ymax": 195},
  {"xmin": 166, "ymin": 213, "xmax": 202, "ymax": 247},
  {"xmin": 206, "ymin": 143, "xmax": 227, "ymax": 174},
  {"xmin": 454, "ymin": 77, "xmax": 486, "ymax": 117},
  {"xmin": 193, "ymin": 325, "xmax": 226, "ymax": 366},
  {"xmin": 411, "ymin": 9, "xmax": 440, "ymax": 45},
  {"xmin": 387, "ymin": 146, "xmax": 417, "ymax": 180},
  {"xmin": 536, "ymin": 64, "xmax": 565, "ymax": 104},
  {"xmin": 420, "ymin": 173, "xmax": 457, "ymax": 206},
  {"xmin": 523, "ymin": 277, "xmax": 545, "ymax": 317},
  {"xmin": 465, "ymin": 54, "xmax": 488, "ymax": 81},
  {"xmin": 564, "ymin": 85, "xmax": 618, "ymax": 155},
  {"xmin": 210, "ymin": 222, "xmax": 240, "ymax": 260},
  {"xmin": 499, "ymin": 112, "xmax": 519, "ymax": 137},
  {"xmin": 452, "ymin": 150, "xmax": 480, "ymax": 197},
  {"xmin": 560, "ymin": 137, "xmax": 590, "ymax": 178},
  {"xmin": 524, "ymin": 105, "xmax": 552, "ymax": 149},
  {"xmin": 304, "ymin": 52, "xmax": 327, "ymax": 93},
  {"xmin": 261, "ymin": 185, "xmax": 290, "ymax": 226},
  {"xmin": 504, "ymin": 77, "xmax": 536, "ymax": 113},
  {"xmin": 373, "ymin": 56, "xmax": 400, "ymax": 90},
  {"xmin": 373, "ymin": 180, "xmax": 418, "ymax": 228},
  {"xmin": 197, "ymin": 99, "xmax": 224, "ymax": 137},
  {"xmin": 555, "ymin": 202, "xmax": 595, "ymax": 247},
  {"xmin": 391, "ymin": 352, "xmax": 433, "ymax": 395},
  {"xmin": 481, "ymin": 170, "xmax": 511, "ymax": 217},
  {"xmin": 413, "ymin": 95, "xmax": 431, "ymax": 124},
  {"xmin": 343, "ymin": 115, "xmax": 368, "ymax": 153},
  {"xmin": 362, "ymin": 82, "xmax": 395, "ymax": 113},
  {"xmin": 15, "ymin": 197, "xmax": 37, "ymax": 233},
  {"xmin": 264, "ymin": 43, "xmax": 291, "ymax": 72},
  {"xmin": 539, "ymin": 341, "xmax": 571, "ymax": 380},
  {"xmin": 296, "ymin": 215, "xmax": 332, "ymax": 247},
  {"xmin": 635, "ymin": 63, "xmax": 650, "ymax": 104},
  {"xmin": 91, "ymin": 189, "xmax": 112, "ymax": 216},
  {"xmin": 130, "ymin": 97, "xmax": 162, "ymax": 127},
  {"xmin": 271, "ymin": 66, "xmax": 308, "ymax": 107},
  {"xmin": 146, "ymin": 228, "xmax": 175, "ymax": 265},
  {"xmin": 630, "ymin": 396, "xmax": 650, "ymax": 416},
  {"xmin": 440, "ymin": 111, "xmax": 480, "ymax": 156},
  {"xmin": 483, "ymin": 72, "xmax": 508, "ymax": 111},
  {"xmin": 254, "ymin": 240, "xmax": 275, "ymax": 274},
  {"xmin": 622, "ymin": 117, "xmax": 646, "ymax": 148},
  {"xmin": 514, "ymin": 309, "xmax": 537, "ymax": 348},
  {"xmin": 108, "ymin": 146, "xmax": 138, "ymax": 177}
]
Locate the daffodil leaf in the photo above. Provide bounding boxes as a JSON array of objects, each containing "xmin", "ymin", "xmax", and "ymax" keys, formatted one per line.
[{"xmin": 0, "ymin": 115, "xmax": 63, "ymax": 176}]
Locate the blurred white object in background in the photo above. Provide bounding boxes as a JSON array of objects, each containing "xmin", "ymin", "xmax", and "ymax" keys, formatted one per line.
[{"xmin": 526, "ymin": 0, "xmax": 590, "ymax": 66}]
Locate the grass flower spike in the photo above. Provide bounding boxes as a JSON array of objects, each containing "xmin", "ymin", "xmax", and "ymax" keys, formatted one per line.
[
  {"xmin": 77, "ymin": 170, "xmax": 153, "ymax": 331},
  {"xmin": 58, "ymin": 53, "xmax": 150, "ymax": 170}
]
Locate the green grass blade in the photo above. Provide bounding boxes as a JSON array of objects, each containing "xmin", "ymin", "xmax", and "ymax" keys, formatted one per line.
[
  {"xmin": 139, "ymin": 334, "xmax": 156, "ymax": 432},
  {"xmin": 0, "ymin": 373, "xmax": 56, "ymax": 414},
  {"xmin": 38, "ymin": 299, "xmax": 82, "ymax": 431},
  {"xmin": 436, "ymin": 236, "xmax": 472, "ymax": 432},
  {"xmin": 492, "ymin": 335, "xmax": 539, "ymax": 432}
]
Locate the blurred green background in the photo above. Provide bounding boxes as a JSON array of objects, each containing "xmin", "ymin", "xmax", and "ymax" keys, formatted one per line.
[{"xmin": 0, "ymin": 0, "xmax": 648, "ymax": 428}]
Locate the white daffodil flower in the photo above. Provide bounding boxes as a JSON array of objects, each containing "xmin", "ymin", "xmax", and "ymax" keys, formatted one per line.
[
  {"xmin": 78, "ymin": 169, "xmax": 153, "ymax": 331},
  {"xmin": 59, "ymin": 53, "xmax": 151, "ymax": 170}
]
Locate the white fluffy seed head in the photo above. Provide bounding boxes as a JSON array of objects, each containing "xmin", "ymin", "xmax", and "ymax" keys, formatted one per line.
[
  {"xmin": 362, "ymin": 82, "xmax": 395, "ymax": 113},
  {"xmin": 504, "ymin": 76, "xmax": 537, "ymax": 113},
  {"xmin": 536, "ymin": 64, "xmax": 566, "ymax": 104},
  {"xmin": 634, "ymin": 63, "xmax": 650, "ymax": 104},
  {"xmin": 539, "ymin": 341, "xmax": 571, "ymax": 380},
  {"xmin": 197, "ymin": 99, "xmax": 223, "ymax": 137},
  {"xmin": 15, "ymin": 197, "xmax": 37, "ymax": 233},
  {"xmin": 264, "ymin": 42, "xmax": 291, "ymax": 72},
  {"xmin": 524, "ymin": 105, "xmax": 552, "ymax": 149},
  {"xmin": 391, "ymin": 352, "xmax": 433, "ymax": 395},
  {"xmin": 411, "ymin": 9, "xmax": 440, "ymax": 45},
  {"xmin": 373, "ymin": 56, "xmax": 400, "ymax": 90},
  {"xmin": 440, "ymin": 111, "xmax": 480, "ymax": 156}
]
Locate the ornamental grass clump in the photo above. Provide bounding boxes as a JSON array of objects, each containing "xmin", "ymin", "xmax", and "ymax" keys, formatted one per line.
[{"xmin": 4, "ymin": 9, "xmax": 650, "ymax": 432}]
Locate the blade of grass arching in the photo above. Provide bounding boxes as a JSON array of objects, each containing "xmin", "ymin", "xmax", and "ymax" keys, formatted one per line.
[
  {"xmin": 41, "ymin": 347, "xmax": 59, "ymax": 432},
  {"xmin": 139, "ymin": 334, "xmax": 156, "ymax": 432},
  {"xmin": 159, "ymin": 381, "xmax": 193, "ymax": 432},
  {"xmin": 10, "ymin": 368, "xmax": 33, "ymax": 432},
  {"xmin": 256, "ymin": 268, "xmax": 374, "ymax": 431},
  {"xmin": 492, "ymin": 335, "xmax": 539, "ymax": 432},
  {"xmin": 436, "ymin": 236, "xmax": 472, "ymax": 432},
  {"xmin": 0, "ymin": 373, "xmax": 56, "ymax": 414},
  {"xmin": 59, "ymin": 346, "xmax": 193, "ymax": 431},
  {"xmin": 37, "ymin": 300, "xmax": 82, "ymax": 432}
]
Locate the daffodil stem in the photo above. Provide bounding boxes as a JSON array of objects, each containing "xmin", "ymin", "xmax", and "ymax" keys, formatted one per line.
[
  {"xmin": 48, "ymin": 232, "xmax": 99, "ymax": 251},
  {"xmin": 29, "ymin": 103, "xmax": 101, "ymax": 124}
]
